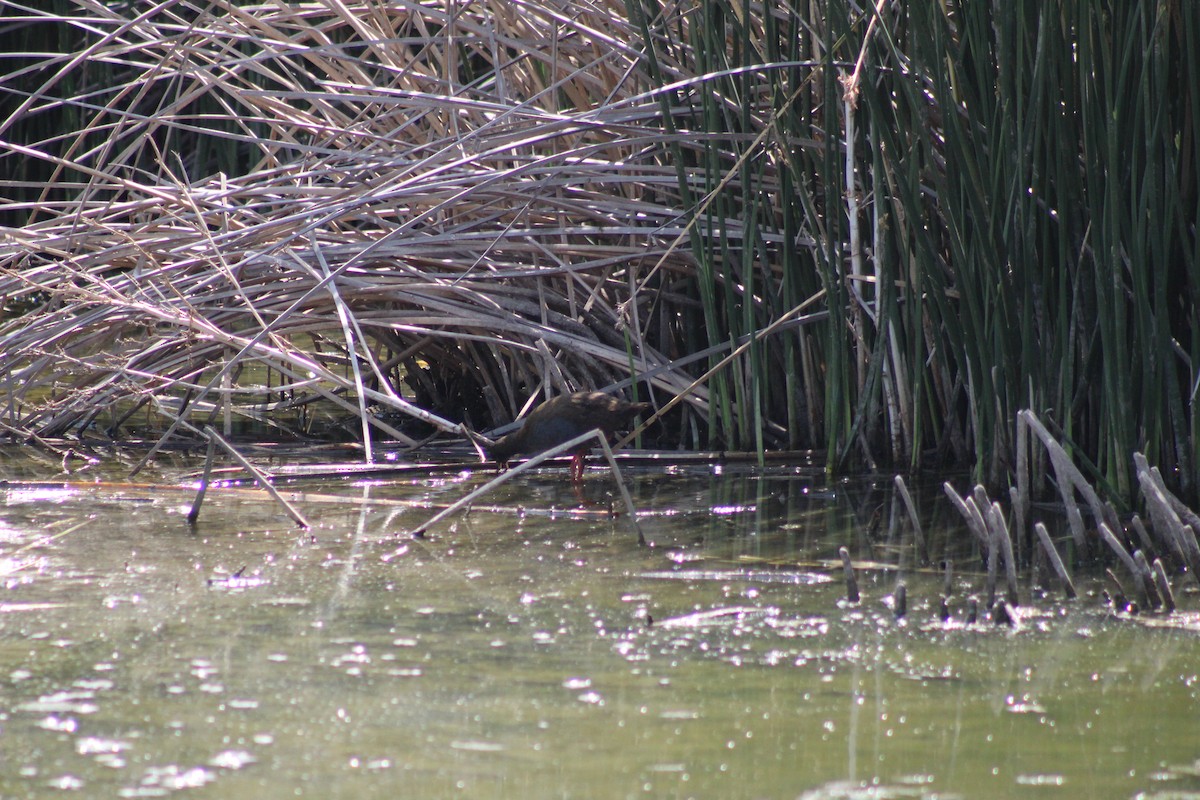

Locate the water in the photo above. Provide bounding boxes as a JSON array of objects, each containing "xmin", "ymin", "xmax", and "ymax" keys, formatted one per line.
[{"xmin": 1, "ymin": 450, "xmax": 1199, "ymax": 799}]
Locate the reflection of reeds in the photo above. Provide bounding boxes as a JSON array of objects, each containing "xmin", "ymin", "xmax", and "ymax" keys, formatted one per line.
[{"xmin": 1, "ymin": 2, "xmax": 1197, "ymax": 499}]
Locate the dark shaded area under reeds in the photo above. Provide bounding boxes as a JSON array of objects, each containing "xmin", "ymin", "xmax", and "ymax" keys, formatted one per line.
[{"xmin": 0, "ymin": 1, "xmax": 1197, "ymax": 504}]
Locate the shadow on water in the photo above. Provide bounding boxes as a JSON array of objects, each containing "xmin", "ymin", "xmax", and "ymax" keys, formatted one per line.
[{"xmin": 1, "ymin": 450, "xmax": 1199, "ymax": 799}]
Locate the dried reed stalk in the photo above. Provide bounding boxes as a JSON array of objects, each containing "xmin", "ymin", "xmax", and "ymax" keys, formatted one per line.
[{"xmin": 2, "ymin": 0, "xmax": 769, "ymax": 454}]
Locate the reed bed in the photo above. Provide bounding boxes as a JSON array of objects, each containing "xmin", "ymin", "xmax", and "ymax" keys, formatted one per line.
[
  {"xmin": 0, "ymin": 0, "xmax": 730, "ymax": 453},
  {"xmin": 923, "ymin": 410, "xmax": 1200, "ymax": 620},
  {"xmin": 1, "ymin": 0, "xmax": 1197, "ymax": 509},
  {"xmin": 840, "ymin": 415, "xmax": 1199, "ymax": 626}
]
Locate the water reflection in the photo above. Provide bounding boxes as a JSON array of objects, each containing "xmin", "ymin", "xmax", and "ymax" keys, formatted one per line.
[{"xmin": 0, "ymin": 459, "xmax": 1198, "ymax": 799}]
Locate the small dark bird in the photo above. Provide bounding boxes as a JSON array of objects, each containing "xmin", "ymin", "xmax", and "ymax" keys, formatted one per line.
[{"xmin": 486, "ymin": 391, "xmax": 652, "ymax": 481}]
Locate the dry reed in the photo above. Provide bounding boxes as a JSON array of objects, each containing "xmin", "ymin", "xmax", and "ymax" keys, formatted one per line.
[{"xmin": 0, "ymin": 0, "xmax": 757, "ymax": 452}]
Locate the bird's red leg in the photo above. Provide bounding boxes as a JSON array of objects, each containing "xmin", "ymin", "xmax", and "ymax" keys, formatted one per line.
[{"xmin": 570, "ymin": 454, "xmax": 587, "ymax": 502}]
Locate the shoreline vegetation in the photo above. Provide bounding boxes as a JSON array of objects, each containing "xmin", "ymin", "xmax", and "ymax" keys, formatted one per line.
[{"xmin": 0, "ymin": 0, "xmax": 1197, "ymax": 528}]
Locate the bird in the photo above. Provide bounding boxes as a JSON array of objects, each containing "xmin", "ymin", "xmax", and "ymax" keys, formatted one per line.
[{"xmin": 485, "ymin": 391, "xmax": 652, "ymax": 481}]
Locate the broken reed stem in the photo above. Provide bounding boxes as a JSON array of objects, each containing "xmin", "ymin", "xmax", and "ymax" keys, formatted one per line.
[
  {"xmin": 203, "ymin": 426, "xmax": 310, "ymax": 528},
  {"xmin": 1020, "ymin": 411, "xmax": 1121, "ymax": 535},
  {"xmin": 838, "ymin": 546, "xmax": 860, "ymax": 603},
  {"xmin": 1017, "ymin": 411, "xmax": 1110, "ymax": 554},
  {"xmin": 1152, "ymin": 558, "xmax": 1176, "ymax": 612},
  {"xmin": 893, "ymin": 475, "xmax": 929, "ymax": 565},
  {"xmin": 942, "ymin": 482, "xmax": 989, "ymax": 549},
  {"xmin": 1033, "ymin": 522, "xmax": 1077, "ymax": 599},
  {"xmin": 1064, "ymin": 500, "xmax": 1088, "ymax": 553},
  {"xmin": 187, "ymin": 435, "xmax": 217, "ymax": 525},
  {"xmin": 1129, "ymin": 514, "xmax": 1156, "ymax": 558},
  {"xmin": 1135, "ymin": 454, "xmax": 1200, "ymax": 582},
  {"xmin": 1137, "ymin": 471, "xmax": 1189, "ymax": 565},
  {"xmin": 1132, "ymin": 549, "xmax": 1163, "ymax": 611},
  {"xmin": 1097, "ymin": 522, "xmax": 1149, "ymax": 608},
  {"xmin": 892, "ymin": 581, "xmax": 907, "ymax": 620},
  {"xmin": 983, "ymin": 513, "xmax": 998, "ymax": 608},
  {"xmin": 1135, "ymin": 463, "xmax": 1200, "ymax": 581},
  {"xmin": 1008, "ymin": 486, "xmax": 1025, "ymax": 568},
  {"xmin": 967, "ymin": 491, "xmax": 998, "ymax": 608},
  {"xmin": 988, "ymin": 500, "xmax": 1020, "ymax": 607},
  {"xmin": 1105, "ymin": 568, "xmax": 1132, "ymax": 612},
  {"xmin": 1015, "ymin": 412, "xmax": 1030, "ymax": 559},
  {"xmin": 1141, "ymin": 456, "xmax": 1200, "ymax": 534}
]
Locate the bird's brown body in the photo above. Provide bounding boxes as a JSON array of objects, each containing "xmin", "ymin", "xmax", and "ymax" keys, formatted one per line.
[{"xmin": 486, "ymin": 391, "xmax": 651, "ymax": 480}]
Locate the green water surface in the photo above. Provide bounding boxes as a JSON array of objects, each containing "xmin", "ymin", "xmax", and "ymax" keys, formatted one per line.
[{"xmin": 0, "ymin": 454, "xmax": 1197, "ymax": 799}]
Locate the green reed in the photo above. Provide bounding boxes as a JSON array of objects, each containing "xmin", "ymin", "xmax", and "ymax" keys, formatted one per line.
[{"xmin": 612, "ymin": 0, "xmax": 1199, "ymax": 496}]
